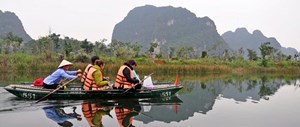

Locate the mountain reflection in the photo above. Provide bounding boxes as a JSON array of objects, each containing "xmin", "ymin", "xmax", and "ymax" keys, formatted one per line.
[{"xmin": 135, "ymin": 77, "xmax": 298, "ymax": 124}]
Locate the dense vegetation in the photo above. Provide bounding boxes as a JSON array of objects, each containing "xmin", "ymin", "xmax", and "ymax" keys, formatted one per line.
[{"xmin": 1, "ymin": 32, "xmax": 300, "ymax": 75}]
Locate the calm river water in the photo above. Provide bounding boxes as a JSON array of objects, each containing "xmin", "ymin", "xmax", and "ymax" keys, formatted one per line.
[{"xmin": 1, "ymin": 74, "xmax": 300, "ymax": 127}]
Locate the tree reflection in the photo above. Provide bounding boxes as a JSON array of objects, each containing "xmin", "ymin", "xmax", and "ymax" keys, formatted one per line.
[
  {"xmin": 246, "ymin": 80, "xmax": 257, "ymax": 91},
  {"xmin": 200, "ymin": 82, "xmax": 206, "ymax": 89},
  {"xmin": 140, "ymin": 76, "xmax": 299, "ymax": 124},
  {"xmin": 258, "ymin": 76, "xmax": 273, "ymax": 99}
]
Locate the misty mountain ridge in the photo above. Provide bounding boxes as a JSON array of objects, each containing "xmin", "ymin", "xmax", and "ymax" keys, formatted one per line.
[
  {"xmin": 2, "ymin": 8, "xmax": 298, "ymax": 58},
  {"xmin": 0, "ymin": 10, "xmax": 32, "ymax": 42},
  {"xmin": 222, "ymin": 28, "xmax": 298, "ymax": 56},
  {"xmin": 112, "ymin": 5, "xmax": 230, "ymax": 56}
]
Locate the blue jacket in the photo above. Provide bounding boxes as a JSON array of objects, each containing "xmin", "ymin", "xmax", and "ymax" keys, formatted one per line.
[
  {"xmin": 43, "ymin": 107, "xmax": 74, "ymax": 124},
  {"xmin": 43, "ymin": 68, "xmax": 77, "ymax": 85}
]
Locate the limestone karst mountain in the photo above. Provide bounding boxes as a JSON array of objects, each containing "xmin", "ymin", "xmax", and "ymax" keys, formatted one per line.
[
  {"xmin": 112, "ymin": 5, "xmax": 230, "ymax": 56},
  {"xmin": 222, "ymin": 28, "xmax": 298, "ymax": 56},
  {"xmin": 0, "ymin": 10, "xmax": 32, "ymax": 42}
]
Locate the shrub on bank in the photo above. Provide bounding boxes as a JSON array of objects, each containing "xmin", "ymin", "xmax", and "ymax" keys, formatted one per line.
[{"xmin": 1, "ymin": 54, "xmax": 300, "ymax": 75}]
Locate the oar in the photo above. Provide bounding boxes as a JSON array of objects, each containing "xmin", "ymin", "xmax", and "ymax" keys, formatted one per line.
[
  {"xmin": 121, "ymin": 73, "xmax": 154, "ymax": 94},
  {"xmin": 35, "ymin": 76, "xmax": 78, "ymax": 103}
]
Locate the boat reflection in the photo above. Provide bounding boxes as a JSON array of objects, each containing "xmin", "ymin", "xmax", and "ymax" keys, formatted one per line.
[
  {"xmin": 114, "ymin": 99, "xmax": 141, "ymax": 127},
  {"xmin": 81, "ymin": 101, "xmax": 113, "ymax": 127},
  {"xmin": 79, "ymin": 96, "xmax": 182, "ymax": 127},
  {"xmin": 10, "ymin": 76, "xmax": 300, "ymax": 126}
]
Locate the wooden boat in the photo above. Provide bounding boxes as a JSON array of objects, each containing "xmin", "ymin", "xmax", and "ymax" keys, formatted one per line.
[{"xmin": 4, "ymin": 83, "xmax": 183, "ymax": 100}]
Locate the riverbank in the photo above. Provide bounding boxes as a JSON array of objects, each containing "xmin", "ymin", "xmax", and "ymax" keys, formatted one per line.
[{"xmin": 1, "ymin": 54, "xmax": 300, "ymax": 76}]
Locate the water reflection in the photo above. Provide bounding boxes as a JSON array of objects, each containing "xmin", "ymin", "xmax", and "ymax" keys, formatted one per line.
[
  {"xmin": 221, "ymin": 76, "xmax": 288, "ymax": 102},
  {"xmin": 81, "ymin": 97, "xmax": 182, "ymax": 127},
  {"xmin": 1, "ymin": 75, "xmax": 300, "ymax": 127},
  {"xmin": 43, "ymin": 105, "xmax": 82, "ymax": 127},
  {"xmin": 38, "ymin": 97, "xmax": 183, "ymax": 127},
  {"xmin": 114, "ymin": 99, "xmax": 141, "ymax": 127},
  {"xmin": 81, "ymin": 101, "xmax": 113, "ymax": 127},
  {"xmin": 135, "ymin": 76, "xmax": 300, "ymax": 124}
]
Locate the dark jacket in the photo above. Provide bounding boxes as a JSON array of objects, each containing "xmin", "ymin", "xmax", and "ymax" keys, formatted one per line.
[{"xmin": 123, "ymin": 63, "xmax": 139, "ymax": 84}]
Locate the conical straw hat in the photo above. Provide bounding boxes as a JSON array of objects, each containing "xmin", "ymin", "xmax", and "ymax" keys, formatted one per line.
[{"xmin": 58, "ymin": 60, "xmax": 73, "ymax": 68}]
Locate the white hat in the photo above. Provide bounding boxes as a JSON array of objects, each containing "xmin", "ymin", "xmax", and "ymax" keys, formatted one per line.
[{"xmin": 58, "ymin": 60, "xmax": 73, "ymax": 68}]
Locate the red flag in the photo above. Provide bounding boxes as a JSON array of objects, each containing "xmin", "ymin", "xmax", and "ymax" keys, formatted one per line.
[{"xmin": 174, "ymin": 74, "xmax": 179, "ymax": 86}]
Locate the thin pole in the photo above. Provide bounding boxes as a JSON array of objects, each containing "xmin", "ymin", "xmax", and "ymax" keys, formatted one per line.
[{"xmin": 35, "ymin": 77, "xmax": 78, "ymax": 103}]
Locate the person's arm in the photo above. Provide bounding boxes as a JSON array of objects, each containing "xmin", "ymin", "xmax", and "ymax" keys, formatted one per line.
[
  {"xmin": 65, "ymin": 70, "xmax": 77, "ymax": 75},
  {"xmin": 93, "ymin": 70, "xmax": 109, "ymax": 86},
  {"xmin": 61, "ymin": 70, "xmax": 77, "ymax": 80},
  {"xmin": 123, "ymin": 68, "xmax": 139, "ymax": 83}
]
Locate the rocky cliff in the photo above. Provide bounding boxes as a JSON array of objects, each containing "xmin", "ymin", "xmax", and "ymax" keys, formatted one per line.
[
  {"xmin": 0, "ymin": 10, "xmax": 32, "ymax": 42},
  {"xmin": 222, "ymin": 28, "xmax": 298, "ymax": 56},
  {"xmin": 112, "ymin": 5, "xmax": 230, "ymax": 56}
]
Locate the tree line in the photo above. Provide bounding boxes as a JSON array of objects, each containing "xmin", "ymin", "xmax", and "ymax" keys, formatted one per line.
[{"xmin": 0, "ymin": 32, "xmax": 299, "ymax": 66}]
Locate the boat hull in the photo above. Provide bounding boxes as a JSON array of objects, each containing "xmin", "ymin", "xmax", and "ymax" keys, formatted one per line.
[{"xmin": 4, "ymin": 84, "xmax": 183, "ymax": 100}]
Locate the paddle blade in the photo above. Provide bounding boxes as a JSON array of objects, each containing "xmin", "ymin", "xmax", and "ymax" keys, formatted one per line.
[{"xmin": 174, "ymin": 74, "xmax": 179, "ymax": 86}]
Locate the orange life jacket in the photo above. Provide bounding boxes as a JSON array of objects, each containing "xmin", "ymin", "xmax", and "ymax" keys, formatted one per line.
[
  {"xmin": 81, "ymin": 64, "xmax": 93, "ymax": 83},
  {"xmin": 115, "ymin": 107, "xmax": 133, "ymax": 127},
  {"xmin": 82, "ymin": 102, "xmax": 97, "ymax": 127},
  {"xmin": 83, "ymin": 66, "xmax": 104, "ymax": 91},
  {"xmin": 82, "ymin": 102, "xmax": 103, "ymax": 127},
  {"xmin": 114, "ymin": 65, "xmax": 134, "ymax": 89}
]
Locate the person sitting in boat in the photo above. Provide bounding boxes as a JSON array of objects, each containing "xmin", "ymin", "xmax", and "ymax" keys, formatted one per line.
[
  {"xmin": 83, "ymin": 60, "xmax": 110, "ymax": 91},
  {"xmin": 43, "ymin": 60, "xmax": 82, "ymax": 89},
  {"xmin": 113, "ymin": 60, "xmax": 142, "ymax": 91},
  {"xmin": 43, "ymin": 106, "xmax": 82, "ymax": 127},
  {"xmin": 81, "ymin": 56, "xmax": 99, "ymax": 83},
  {"xmin": 81, "ymin": 101, "xmax": 113, "ymax": 127}
]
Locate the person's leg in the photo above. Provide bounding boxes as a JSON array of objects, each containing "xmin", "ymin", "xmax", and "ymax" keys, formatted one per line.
[
  {"xmin": 134, "ymin": 83, "xmax": 142, "ymax": 89},
  {"xmin": 43, "ymin": 83, "xmax": 59, "ymax": 89}
]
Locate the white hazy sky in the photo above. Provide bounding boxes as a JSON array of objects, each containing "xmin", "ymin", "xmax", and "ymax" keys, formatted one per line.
[{"xmin": 1, "ymin": 0, "xmax": 299, "ymax": 51}]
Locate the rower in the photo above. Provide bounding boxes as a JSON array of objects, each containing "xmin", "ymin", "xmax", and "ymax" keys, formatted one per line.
[{"xmin": 43, "ymin": 60, "xmax": 82, "ymax": 89}]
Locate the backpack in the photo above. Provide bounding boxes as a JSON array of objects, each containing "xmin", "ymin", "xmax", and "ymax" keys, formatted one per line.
[{"xmin": 33, "ymin": 78, "xmax": 44, "ymax": 87}]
